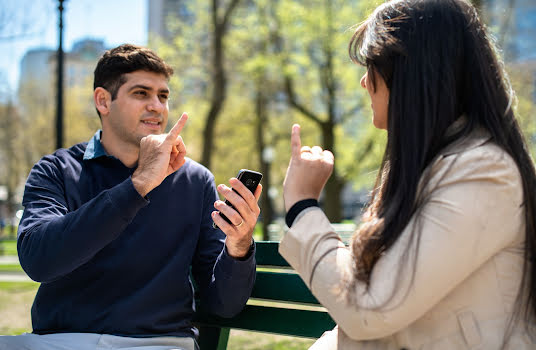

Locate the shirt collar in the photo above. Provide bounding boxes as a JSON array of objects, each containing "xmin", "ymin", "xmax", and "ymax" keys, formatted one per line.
[{"xmin": 83, "ymin": 130, "xmax": 109, "ymax": 160}]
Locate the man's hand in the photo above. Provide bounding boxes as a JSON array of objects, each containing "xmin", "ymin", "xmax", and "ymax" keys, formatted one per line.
[
  {"xmin": 212, "ymin": 178, "xmax": 262, "ymax": 259},
  {"xmin": 283, "ymin": 124, "xmax": 334, "ymax": 211},
  {"xmin": 132, "ymin": 113, "xmax": 188, "ymax": 197}
]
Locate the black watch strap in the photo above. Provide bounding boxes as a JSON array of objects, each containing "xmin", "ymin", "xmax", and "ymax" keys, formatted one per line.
[{"xmin": 285, "ymin": 199, "xmax": 319, "ymax": 227}]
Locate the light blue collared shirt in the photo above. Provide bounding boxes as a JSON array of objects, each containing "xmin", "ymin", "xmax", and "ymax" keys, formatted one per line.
[{"xmin": 83, "ymin": 130, "xmax": 109, "ymax": 160}]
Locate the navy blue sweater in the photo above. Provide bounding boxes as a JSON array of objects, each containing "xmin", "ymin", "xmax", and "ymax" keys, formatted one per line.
[{"xmin": 17, "ymin": 133, "xmax": 256, "ymax": 338}]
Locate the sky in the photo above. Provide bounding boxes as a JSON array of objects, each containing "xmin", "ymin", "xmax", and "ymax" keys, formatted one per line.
[{"xmin": 0, "ymin": 0, "xmax": 147, "ymax": 95}]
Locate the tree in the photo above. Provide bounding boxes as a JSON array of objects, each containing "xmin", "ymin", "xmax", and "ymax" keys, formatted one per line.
[
  {"xmin": 0, "ymin": 101, "xmax": 25, "ymax": 235},
  {"xmin": 509, "ymin": 63, "xmax": 536, "ymax": 156},
  {"xmin": 227, "ymin": 0, "xmax": 285, "ymax": 239},
  {"xmin": 198, "ymin": 0, "xmax": 244, "ymax": 169},
  {"xmin": 158, "ymin": 0, "xmax": 386, "ymax": 226},
  {"xmin": 272, "ymin": 0, "xmax": 383, "ymax": 222}
]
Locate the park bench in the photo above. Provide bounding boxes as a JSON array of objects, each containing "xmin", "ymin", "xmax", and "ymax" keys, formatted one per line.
[{"xmin": 193, "ymin": 241, "xmax": 336, "ymax": 350}]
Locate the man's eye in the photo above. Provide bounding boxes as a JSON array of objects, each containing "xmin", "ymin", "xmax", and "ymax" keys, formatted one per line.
[
  {"xmin": 159, "ymin": 95, "xmax": 169, "ymax": 101},
  {"xmin": 134, "ymin": 91, "xmax": 147, "ymax": 96}
]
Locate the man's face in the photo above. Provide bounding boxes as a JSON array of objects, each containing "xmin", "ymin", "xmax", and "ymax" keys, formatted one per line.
[{"xmin": 102, "ymin": 70, "xmax": 170, "ymax": 149}]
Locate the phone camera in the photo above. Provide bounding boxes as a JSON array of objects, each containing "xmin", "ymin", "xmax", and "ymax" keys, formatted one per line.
[{"xmin": 246, "ymin": 179, "xmax": 255, "ymax": 187}]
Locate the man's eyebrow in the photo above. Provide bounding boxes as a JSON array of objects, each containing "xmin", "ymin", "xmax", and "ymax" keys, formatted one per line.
[{"xmin": 128, "ymin": 84, "xmax": 169, "ymax": 94}]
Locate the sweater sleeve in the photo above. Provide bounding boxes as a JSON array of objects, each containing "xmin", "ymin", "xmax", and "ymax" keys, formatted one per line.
[
  {"xmin": 17, "ymin": 158, "xmax": 148, "ymax": 283},
  {"xmin": 279, "ymin": 144, "xmax": 524, "ymax": 340},
  {"xmin": 191, "ymin": 172, "xmax": 256, "ymax": 318}
]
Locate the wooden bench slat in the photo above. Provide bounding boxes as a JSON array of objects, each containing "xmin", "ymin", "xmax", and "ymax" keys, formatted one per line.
[
  {"xmin": 255, "ymin": 241, "xmax": 290, "ymax": 267},
  {"xmin": 252, "ymin": 271, "xmax": 320, "ymax": 304},
  {"xmin": 195, "ymin": 241, "xmax": 336, "ymax": 349},
  {"xmin": 194, "ymin": 304, "xmax": 335, "ymax": 339}
]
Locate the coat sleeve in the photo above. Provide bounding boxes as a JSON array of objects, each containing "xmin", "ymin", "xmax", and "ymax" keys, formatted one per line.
[
  {"xmin": 17, "ymin": 158, "xmax": 148, "ymax": 283},
  {"xmin": 279, "ymin": 144, "xmax": 524, "ymax": 341},
  {"xmin": 191, "ymin": 172, "xmax": 256, "ymax": 318}
]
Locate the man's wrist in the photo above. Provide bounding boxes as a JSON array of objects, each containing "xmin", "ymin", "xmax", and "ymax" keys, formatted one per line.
[
  {"xmin": 131, "ymin": 175, "xmax": 150, "ymax": 197},
  {"xmin": 226, "ymin": 238, "xmax": 255, "ymax": 260}
]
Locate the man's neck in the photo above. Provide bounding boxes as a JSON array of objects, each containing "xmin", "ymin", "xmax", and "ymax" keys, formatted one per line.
[{"xmin": 100, "ymin": 133, "xmax": 139, "ymax": 168}]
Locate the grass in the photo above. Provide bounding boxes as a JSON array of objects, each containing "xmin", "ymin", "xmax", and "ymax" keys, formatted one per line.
[
  {"xmin": 0, "ymin": 240, "xmax": 17, "ymax": 256},
  {"xmin": 0, "ymin": 264, "xmax": 23, "ymax": 273},
  {"xmin": 0, "ymin": 282, "xmax": 38, "ymax": 335},
  {"xmin": 228, "ymin": 330, "xmax": 315, "ymax": 349}
]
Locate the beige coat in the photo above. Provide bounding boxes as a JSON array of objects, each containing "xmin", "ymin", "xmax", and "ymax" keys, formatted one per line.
[{"xmin": 279, "ymin": 129, "xmax": 536, "ymax": 349}]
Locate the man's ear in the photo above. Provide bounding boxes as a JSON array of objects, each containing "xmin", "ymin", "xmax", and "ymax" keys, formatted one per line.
[{"xmin": 94, "ymin": 87, "xmax": 112, "ymax": 116}]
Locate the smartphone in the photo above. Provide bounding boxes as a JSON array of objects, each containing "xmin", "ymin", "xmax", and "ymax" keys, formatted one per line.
[{"xmin": 213, "ymin": 169, "xmax": 263, "ymax": 229}]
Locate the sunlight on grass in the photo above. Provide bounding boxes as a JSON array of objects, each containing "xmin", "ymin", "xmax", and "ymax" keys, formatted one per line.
[
  {"xmin": 0, "ymin": 282, "xmax": 38, "ymax": 335},
  {"xmin": 0, "ymin": 240, "xmax": 17, "ymax": 256},
  {"xmin": 0, "ymin": 264, "xmax": 23, "ymax": 273},
  {"xmin": 228, "ymin": 330, "xmax": 315, "ymax": 350}
]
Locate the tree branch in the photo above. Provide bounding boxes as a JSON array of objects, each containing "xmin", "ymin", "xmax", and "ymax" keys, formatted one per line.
[
  {"xmin": 222, "ymin": 0, "xmax": 241, "ymax": 29},
  {"xmin": 284, "ymin": 76, "xmax": 323, "ymax": 125},
  {"xmin": 341, "ymin": 103, "xmax": 361, "ymax": 123}
]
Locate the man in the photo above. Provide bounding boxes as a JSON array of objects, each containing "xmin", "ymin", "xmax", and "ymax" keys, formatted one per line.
[{"xmin": 0, "ymin": 44, "xmax": 260, "ymax": 350}]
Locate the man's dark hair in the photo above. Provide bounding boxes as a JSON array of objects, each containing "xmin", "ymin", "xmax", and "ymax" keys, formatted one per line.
[{"xmin": 93, "ymin": 44, "xmax": 174, "ymax": 114}]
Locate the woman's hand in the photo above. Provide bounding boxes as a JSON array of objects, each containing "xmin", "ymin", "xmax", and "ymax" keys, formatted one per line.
[{"xmin": 283, "ymin": 124, "xmax": 334, "ymax": 212}]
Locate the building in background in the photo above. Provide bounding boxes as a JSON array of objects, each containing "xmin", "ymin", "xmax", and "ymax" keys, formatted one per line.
[
  {"xmin": 148, "ymin": 0, "xmax": 191, "ymax": 41},
  {"xmin": 66, "ymin": 39, "xmax": 106, "ymax": 87},
  {"xmin": 18, "ymin": 48, "xmax": 56, "ymax": 90},
  {"xmin": 18, "ymin": 38, "xmax": 106, "ymax": 101}
]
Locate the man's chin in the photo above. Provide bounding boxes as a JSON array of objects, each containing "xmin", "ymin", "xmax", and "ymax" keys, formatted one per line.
[{"xmin": 137, "ymin": 129, "xmax": 164, "ymax": 140}]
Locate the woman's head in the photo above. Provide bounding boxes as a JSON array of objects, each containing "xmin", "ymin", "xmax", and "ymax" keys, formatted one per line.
[
  {"xmin": 350, "ymin": 0, "xmax": 512, "ymax": 158},
  {"xmin": 347, "ymin": 0, "xmax": 536, "ymax": 336}
]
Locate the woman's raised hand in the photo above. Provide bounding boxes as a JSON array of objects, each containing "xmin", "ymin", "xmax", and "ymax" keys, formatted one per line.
[{"xmin": 283, "ymin": 124, "xmax": 334, "ymax": 211}]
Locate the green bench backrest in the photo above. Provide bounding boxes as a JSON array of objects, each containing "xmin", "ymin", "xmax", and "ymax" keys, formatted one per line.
[{"xmin": 194, "ymin": 241, "xmax": 335, "ymax": 350}]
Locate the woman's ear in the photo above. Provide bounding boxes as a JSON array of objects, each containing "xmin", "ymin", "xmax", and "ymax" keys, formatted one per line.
[{"xmin": 94, "ymin": 87, "xmax": 112, "ymax": 116}]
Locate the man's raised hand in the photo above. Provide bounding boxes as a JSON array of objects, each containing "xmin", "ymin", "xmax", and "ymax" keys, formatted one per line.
[{"xmin": 132, "ymin": 113, "xmax": 189, "ymax": 197}]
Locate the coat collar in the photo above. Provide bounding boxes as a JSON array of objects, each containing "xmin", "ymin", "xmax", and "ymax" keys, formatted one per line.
[{"xmin": 438, "ymin": 116, "xmax": 492, "ymax": 157}]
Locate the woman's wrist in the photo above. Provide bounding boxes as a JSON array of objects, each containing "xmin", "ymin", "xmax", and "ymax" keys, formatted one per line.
[{"xmin": 285, "ymin": 199, "xmax": 319, "ymax": 227}]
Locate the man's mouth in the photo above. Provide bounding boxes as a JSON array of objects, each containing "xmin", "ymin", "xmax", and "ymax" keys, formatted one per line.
[{"xmin": 141, "ymin": 120, "xmax": 161, "ymax": 126}]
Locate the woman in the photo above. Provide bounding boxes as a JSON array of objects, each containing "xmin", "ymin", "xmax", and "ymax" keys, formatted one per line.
[{"xmin": 280, "ymin": 0, "xmax": 536, "ymax": 349}]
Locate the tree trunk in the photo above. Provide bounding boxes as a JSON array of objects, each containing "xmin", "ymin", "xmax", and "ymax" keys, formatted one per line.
[
  {"xmin": 255, "ymin": 88, "xmax": 274, "ymax": 240},
  {"xmin": 201, "ymin": 18, "xmax": 226, "ymax": 169},
  {"xmin": 200, "ymin": 0, "xmax": 241, "ymax": 168},
  {"xmin": 320, "ymin": 121, "xmax": 344, "ymax": 222},
  {"xmin": 280, "ymin": 0, "xmax": 347, "ymax": 222}
]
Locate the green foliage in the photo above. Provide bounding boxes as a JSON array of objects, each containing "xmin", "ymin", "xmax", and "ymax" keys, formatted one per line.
[
  {"xmin": 2, "ymin": 0, "xmax": 532, "ymax": 225},
  {"xmin": 11, "ymin": 73, "xmax": 100, "ymax": 191},
  {"xmin": 508, "ymin": 64, "xmax": 536, "ymax": 157},
  {"xmin": 155, "ymin": 0, "xmax": 389, "ymax": 220}
]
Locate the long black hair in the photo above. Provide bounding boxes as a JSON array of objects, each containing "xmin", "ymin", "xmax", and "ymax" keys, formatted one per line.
[{"xmin": 348, "ymin": 0, "xmax": 536, "ymax": 335}]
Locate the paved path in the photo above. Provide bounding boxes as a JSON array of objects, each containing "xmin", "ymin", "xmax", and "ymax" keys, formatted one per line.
[
  {"xmin": 0, "ymin": 272, "xmax": 31, "ymax": 282},
  {"xmin": 0, "ymin": 256, "xmax": 19, "ymax": 264},
  {"xmin": 0, "ymin": 255, "xmax": 32, "ymax": 282}
]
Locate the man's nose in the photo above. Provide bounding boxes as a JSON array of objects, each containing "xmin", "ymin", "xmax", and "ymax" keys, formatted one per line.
[{"xmin": 147, "ymin": 95, "xmax": 165, "ymax": 113}]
